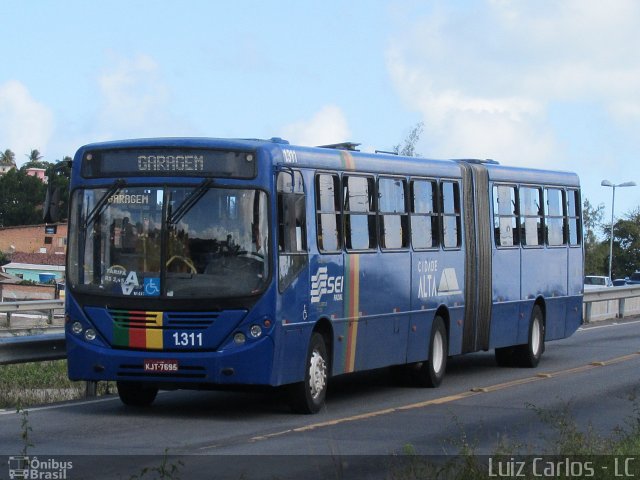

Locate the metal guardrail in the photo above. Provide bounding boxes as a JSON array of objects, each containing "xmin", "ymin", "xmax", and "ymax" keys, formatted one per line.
[
  {"xmin": 0, "ymin": 299, "xmax": 64, "ymax": 327},
  {"xmin": 0, "ymin": 333, "xmax": 66, "ymax": 365},
  {"xmin": 0, "ymin": 299, "xmax": 66, "ymax": 366},
  {"xmin": 0, "ymin": 299, "xmax": 96, "ymax": 396},
  {"xmin": 583, "ymin": 284, "xmax": 640, "ymax": 323}
]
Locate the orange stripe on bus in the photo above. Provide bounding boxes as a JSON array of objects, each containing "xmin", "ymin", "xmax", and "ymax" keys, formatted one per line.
[
  {"xmin": 345, "ymin": 255, "xmax": 360, "ymax": 372},
  {"xmin": 340, "ymin": 151, "xmax": 356, "ymax": 170}
]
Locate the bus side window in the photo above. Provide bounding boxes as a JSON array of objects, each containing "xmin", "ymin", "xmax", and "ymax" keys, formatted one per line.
[
  {"xmin": 545, "ymin": 187, "xmax": 565, "ymax": 246},
  {"xmin": 277, "ymin": 170, "xmax": 308, "ymax": 292},
  {"xmin": 410, "ymin": 179, "xmax": 439, "ymax": 250},
  {"xmin": 520, "ymin": 186, "xmax": 544, "ymax": 247},
  {"xmin": 566, "ymin": 189, "xmax": 581, "ymax": 246},
  {"xmin": 343, "ymin": 175, "xmax": 377, "ymax": 250},
  {"xmin": 378, "ymin": 177, "xmax": 409, "ymax": 250},
  {"xmin": 441, "ymin": 181, "xmax": 461, "ymax": 249},
  {"xmin": 315, "ymin": 173, "xmax": 341, "ymax": 252},
  {"xmin": 493, "ymin": 184, "xmax": 519, "ymax": 247}
]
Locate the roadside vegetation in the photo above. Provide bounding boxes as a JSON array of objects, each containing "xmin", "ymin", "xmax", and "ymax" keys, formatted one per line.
[
  {"xmin": 9, "ymin": 388, "xmax": 640, "ymax": 479},
  {"xmin": 391, "ymin": 394, "xmax": 640, "ymax": 479},
  {"xmin": 0, "ymin": 360, "xmax": 113, "ymax": 408}
]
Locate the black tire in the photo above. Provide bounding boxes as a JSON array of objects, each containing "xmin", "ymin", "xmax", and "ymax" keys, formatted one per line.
[
  {"xmin": 117, "ymin": 381, "xmax": 158, "ymax": 407},
  {"xmin": 413, "ymin": 316, "xmax": 448, "ymax": 388},
  {"xmin": 289, "ymin": 333, "xmax": 329, "ymax": 414},
  {"xmin": 514, "ymin": 305, "xmax": 545, "ymax": 368}
]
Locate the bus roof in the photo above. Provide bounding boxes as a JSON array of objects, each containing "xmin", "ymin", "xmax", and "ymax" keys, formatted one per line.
[
  {"xmin": 484, "ymin": 162, "xmax": 580, "ymax": 188},
  {"xmin": 74, "ymin": 137, "xmax": 579, "ymax": 187}
]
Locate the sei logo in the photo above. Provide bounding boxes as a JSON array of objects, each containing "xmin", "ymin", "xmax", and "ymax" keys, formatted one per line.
[{"xmin": 311, "ymin": 266, "xmax": 344, "ymax": 303}]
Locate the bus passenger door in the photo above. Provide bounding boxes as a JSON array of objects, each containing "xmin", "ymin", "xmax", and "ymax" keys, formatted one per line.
[
  {"xmin": 275, "ymin": 169, "xmax": 311, "ymax": 384},
  {"xmin": 310, "ymin": 173, "xmax": 345, "ymax": 375}
]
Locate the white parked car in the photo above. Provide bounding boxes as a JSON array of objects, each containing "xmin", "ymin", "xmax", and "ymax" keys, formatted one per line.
[{"xmin": 584, "ymin": 275, "xmax": 613, "ymax": 289}]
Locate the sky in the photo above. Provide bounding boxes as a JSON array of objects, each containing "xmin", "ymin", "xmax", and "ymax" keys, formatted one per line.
[{"xmin": 1, "ymin": 0, "xmax": 640, "ymax": 222}]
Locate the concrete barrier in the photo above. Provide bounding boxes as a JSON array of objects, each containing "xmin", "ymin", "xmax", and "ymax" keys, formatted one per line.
[{"xmin": 583, "ymin": 285, "xmax": 640, "ymax": 323}]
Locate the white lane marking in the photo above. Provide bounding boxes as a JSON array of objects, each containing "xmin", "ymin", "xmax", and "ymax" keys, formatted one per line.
[{"xmin": 0, "ymin": 396, "xmax": 120, "ymax": 415}]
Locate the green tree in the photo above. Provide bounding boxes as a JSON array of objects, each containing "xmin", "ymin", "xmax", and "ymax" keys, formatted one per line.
[
  {"xmin": 607, "ymin": 208, "xmax": 640, "ymax": 278},
  {"xmin": 0, "ymin": 149, "xmax": 16, "ymax": 166},
  {"xmin": 44, "ymin": 156, "xmax": 71, "ymax": 221},
  {"xmin": 25, "ymin": 148, "xmax": 43, "ymax": 162},
  {"xmin": 0, "ymin": 151, "xmax": 71, "ymax": 226},
  {"xmin": 0, "ymin": 168, "xmax": 47, "ymax": 226},
  {"xmin": 582, "ymin": 198, "xmax": 608, "ymax": 275},
  {"xmin": 22, "ymin": 149, "xmax": 47, "ymax": 170},
  {"xmin": 393, "ymin": 121, "xmax": 424, "ymax": 157}
]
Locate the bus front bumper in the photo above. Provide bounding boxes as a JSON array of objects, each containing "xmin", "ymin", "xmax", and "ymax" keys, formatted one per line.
[{"xmin": 65, "ymin": 333, "xmax": 276, "ymax": 387}]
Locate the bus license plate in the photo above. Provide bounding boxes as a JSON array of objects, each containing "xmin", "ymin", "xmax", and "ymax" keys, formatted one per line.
[{"xmin": 144, "ymin": 359, "xmax": 178, "ymax": 373}]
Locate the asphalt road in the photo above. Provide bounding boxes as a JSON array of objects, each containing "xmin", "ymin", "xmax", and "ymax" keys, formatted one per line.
[{"xmin": 1, "ymin": 318, "xmax": 639, "ymax": 479}]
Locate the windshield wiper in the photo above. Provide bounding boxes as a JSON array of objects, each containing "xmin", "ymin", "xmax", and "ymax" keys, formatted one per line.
[
  {"xmin": 83, "ymin": 179, "xmax": 126, "ymax": 230},
  {"xmin": 168, "ymin": 179, "xmax": 213, "ymax": 226}
]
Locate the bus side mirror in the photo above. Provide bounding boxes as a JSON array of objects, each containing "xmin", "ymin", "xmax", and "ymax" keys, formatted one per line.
[{"xmin": 43, "ymin": 184, "xmax": 61, "ymax": 223}]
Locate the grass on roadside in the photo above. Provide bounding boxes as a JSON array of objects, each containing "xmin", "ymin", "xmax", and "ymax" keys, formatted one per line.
[
  {"xmin": 0, "ymin": 360, "xmax": 114, "ymax": 408},
  {"xmin": 390, "ymin": 391, "xmax": 640, "ymax": 480}
]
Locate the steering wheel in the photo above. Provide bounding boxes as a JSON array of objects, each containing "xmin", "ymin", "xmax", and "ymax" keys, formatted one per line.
[{"xmin": 166, "ymin": 255, "xmax": 197, "ymax": 274}]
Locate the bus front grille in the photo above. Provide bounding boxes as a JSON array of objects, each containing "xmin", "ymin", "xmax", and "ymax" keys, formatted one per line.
[{"xmin": 109, "ymin": 309, "xmax": 217, "ymax": 330}]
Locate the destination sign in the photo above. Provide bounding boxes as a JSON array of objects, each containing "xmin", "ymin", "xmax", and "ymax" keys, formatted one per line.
[
  {"xmin": 137, "ymin": 154, "xmax": 204, "ymax": 172},
  {"xmin": 82, "ymin": 148, "xmax": 256, "ymax": 179}
]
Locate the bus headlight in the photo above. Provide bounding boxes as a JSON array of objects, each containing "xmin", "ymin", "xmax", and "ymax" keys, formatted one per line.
[
  {"xmin": 84, "ymin": 329, "xmax": 97, "ymax": 341},
  {"xmin": 233, "ymin": 332, "xmax": 246, "ymax": 345},
  {"xmin": 72, "ymin": 322, "xmax": 83, "ymax": 335},
  {"xmin": 249, "ymin": 325, "xmax": 262, "ymax": 339}
]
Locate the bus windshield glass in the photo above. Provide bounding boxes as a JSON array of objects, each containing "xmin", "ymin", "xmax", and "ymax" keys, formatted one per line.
[{"xmin": 68, "ymin": 185, "xmax": 269, "ymax": 298}]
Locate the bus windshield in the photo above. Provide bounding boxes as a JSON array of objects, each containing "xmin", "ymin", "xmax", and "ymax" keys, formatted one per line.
[{"xmin": 68, "ymin": 185, "xmax": 269, "ymax": 299}]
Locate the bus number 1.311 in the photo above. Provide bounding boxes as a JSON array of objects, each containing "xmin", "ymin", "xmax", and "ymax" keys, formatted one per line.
[{"xmin": 172, "ymin": 332, "xmax": 203, "ymax": 347}]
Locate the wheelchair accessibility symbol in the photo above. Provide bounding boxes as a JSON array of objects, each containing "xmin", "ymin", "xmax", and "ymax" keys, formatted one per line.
[{"xmin": 144, "ymin": 278, "xmax": 160, "ymax": 296}]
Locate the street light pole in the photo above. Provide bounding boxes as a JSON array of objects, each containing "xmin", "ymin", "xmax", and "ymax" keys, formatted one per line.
[{"xmin": 601, "ymin": 180, "xmax": 636, "ymax": 280}]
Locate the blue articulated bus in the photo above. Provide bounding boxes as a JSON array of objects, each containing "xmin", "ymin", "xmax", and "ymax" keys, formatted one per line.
[{"xmin": 58, "ymin": 137, "xmax": 583, "ymax": 413}]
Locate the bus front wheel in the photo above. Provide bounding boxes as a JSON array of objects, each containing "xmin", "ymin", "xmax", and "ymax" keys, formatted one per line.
[
  {"xmin": 288, "ymin": 333, "xmax": 328, "ymax": 414},
  {"xmin": 117, "ymin": 381, "xmax": 158, "ymax": 407},
  {"xmin": 514, "ymin": 305, "xmax": 545, "ymax": 368},
  {"xmin": 414, "ymin": 316, "xmax": 448, "ymax": 388}
]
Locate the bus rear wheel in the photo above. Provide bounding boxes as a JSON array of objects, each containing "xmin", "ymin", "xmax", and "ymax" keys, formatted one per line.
[
  {"xmin": 288, "ymin": 333, "xmax": 328, "ymax": 414},
  {"xmin": 117, "ymin": 381, "xmax": 158, "ymax": 407},
  {"xmin": 413, "ymin": 316, "xmax": 448, "ymax": 387}
]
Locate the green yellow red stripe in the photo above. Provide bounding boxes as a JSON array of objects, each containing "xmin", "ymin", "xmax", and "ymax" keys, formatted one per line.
[
  {"xmin": 113, "ymin": 310, "xmax": 164, "ymax": 350},
  {"xmin": 343, "ymin": 255, "xmax": 360, "ymax": 372},
  {"xmin": 340, "ymin": 151, "xmax": 356, "ymax": 171}
]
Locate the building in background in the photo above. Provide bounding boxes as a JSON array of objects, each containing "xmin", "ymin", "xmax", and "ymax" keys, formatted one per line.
[
  {"xmin": 25, "ymin": 167, "xmax": 48, "ymax": 182},
  {"xmin": 0, "ymin": 223, "xmax": 67, "ymax": 255},
  {"xmin": 1, "ymin": 252, "xmax": 65, "ymax": 283},
  {"xmin": 0, "ymin": 269, "xmax": 58, "ymax": 300}
]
